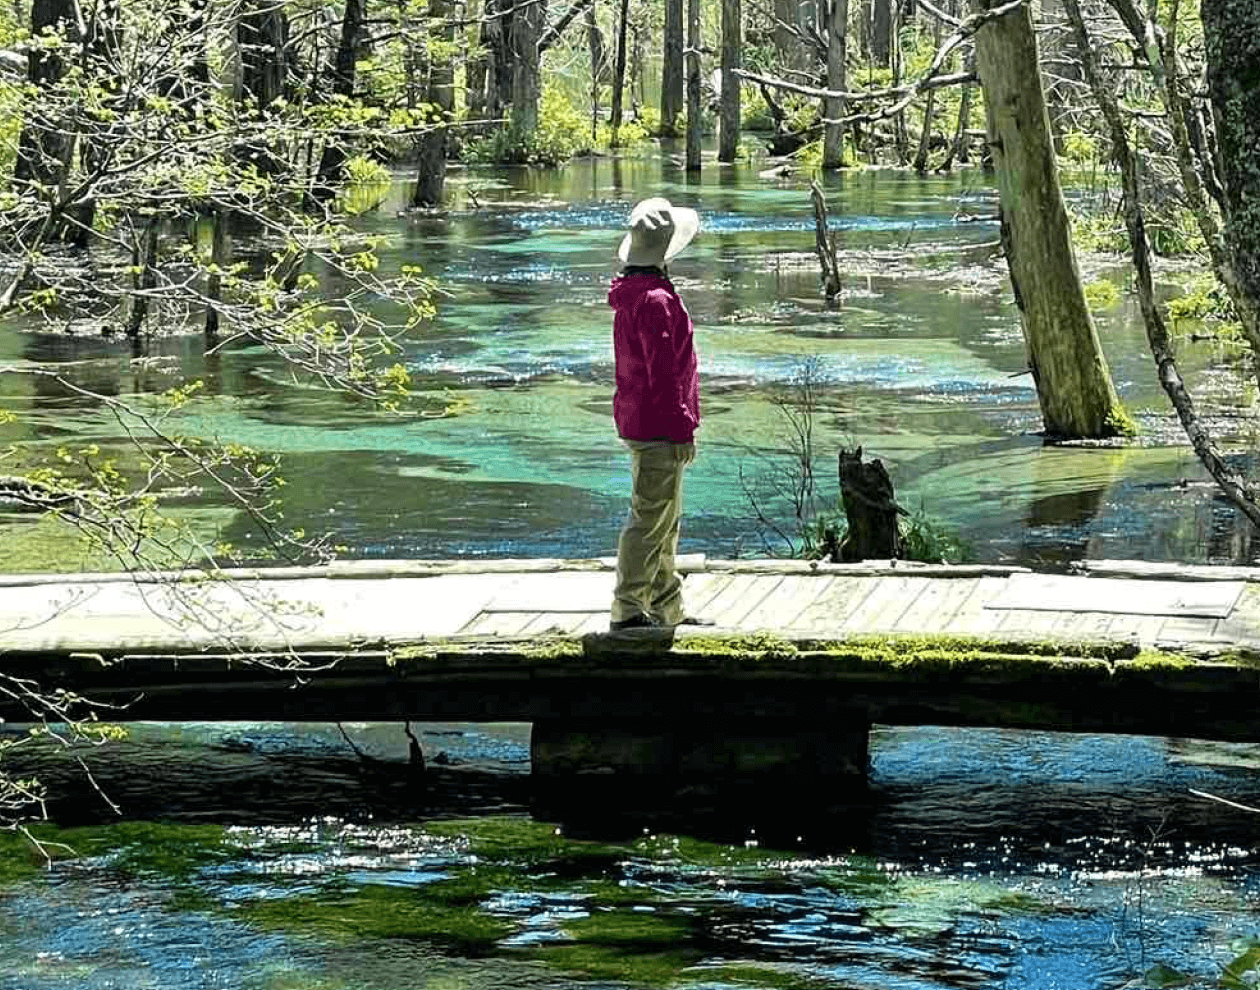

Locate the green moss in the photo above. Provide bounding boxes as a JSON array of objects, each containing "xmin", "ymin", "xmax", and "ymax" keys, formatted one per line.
[
  {"xmin": 390, "ymin": 636, "xmax": 584, "ymax": 665},
  {"xmin": 0, "ymin": 829, "xmax": 50, "ymax": 884},
  {"xmin": 687, "ymin": 964, "xmax": 838, "ymax": 989},
  {"xmin": 795, "ymin": 634, "xmax": 1126, "ymax": 677},
  {"xmin": 671, "ymin": 633, "xmax": 799, "ymax": 660},
  {"xmin": 421, "ymin": 816, "xmax": 621, "ymax": 864},
  {"xmin": 528, "ymin": 911, "xmax": 702, "ymax": 987},
  {"xmin": 1103, "ymin": 402, "xmax": 1139, "ymax": 438},
  {"xmin": 16, "ymin": 821, "xmax": 234, "ymax": 881},
  {"xmin": 1125, "ymin": 650, "xmax": 1198, "ymax": 671},
  {"xmin": 238, "ymin": 882, "xmax": 511, "ymax": 954}
]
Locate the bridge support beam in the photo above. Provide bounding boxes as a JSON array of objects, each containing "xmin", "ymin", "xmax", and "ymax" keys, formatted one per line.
[{"xmin": 530, "ymin": 715, "xmax": 872, "ymax": 827}]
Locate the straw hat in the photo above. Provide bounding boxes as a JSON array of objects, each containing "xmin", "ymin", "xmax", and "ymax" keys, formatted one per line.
[{"xmin": 618, "ymin": 197, "xmax": 700, "ymax": 267}]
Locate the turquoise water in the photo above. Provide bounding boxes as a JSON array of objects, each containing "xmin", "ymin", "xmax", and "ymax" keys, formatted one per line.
[{"xmin": 2, "ymin": 154, "xmax": 1257, "ymax": 568}]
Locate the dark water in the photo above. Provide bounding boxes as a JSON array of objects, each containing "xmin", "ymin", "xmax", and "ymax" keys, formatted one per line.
[{"xmin": 2, "ymin": 152, "xmax": 1258, "ymax": 569}]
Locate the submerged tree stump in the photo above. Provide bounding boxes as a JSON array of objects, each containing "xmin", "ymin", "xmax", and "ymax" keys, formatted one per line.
[{"xmin": 836, "ymin": 447, "xmax": 905, "ymax": 562}]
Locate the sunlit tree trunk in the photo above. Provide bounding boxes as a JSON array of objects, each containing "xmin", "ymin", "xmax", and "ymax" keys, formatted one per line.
[
  {"xmin": 509, "ymin": 0, "xmax": 545, "ymax": 134},
  {"xmin": 465, "ymin": 0, "xmax": 493, "ymax": 123},
  {"xmin": 972, "ymin": 0, "xmax": 1127, "ymax": 439},
  {"xmin": 661, "ymin": 0, "xmax": 684, "ymax": 134},
  {"xmin": 685, "ymin": 0, "xmax": 701, "ymax": 170},
  {"xmin": 821, "ymin": 0, "xmax": 848, "ymax": 168},
  {"xmin": 413, "ymin": 0, "xmax": 454, "ymax": 207},
  {"xmin": 717, "ymin": 0, "xmax": 740, "ymax": 162},
  {"xmin": 890, "ymin": 0, "xmax": 907, "ymax": 163}
]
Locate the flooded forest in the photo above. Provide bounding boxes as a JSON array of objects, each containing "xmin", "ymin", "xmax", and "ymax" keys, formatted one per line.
[{"xmin": 4, "ymin": 0, "xmax": 1260, "ymax": 986}]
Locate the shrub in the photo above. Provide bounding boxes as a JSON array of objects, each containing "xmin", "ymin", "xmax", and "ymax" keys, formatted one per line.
[{"xmin": 463, "ymin": 86, "xmax": 589, "ymax": 165}]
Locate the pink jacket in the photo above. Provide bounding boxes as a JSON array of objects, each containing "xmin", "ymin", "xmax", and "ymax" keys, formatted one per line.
[{"xmin": 609, "ymin": 274, "xmax": 700, "ymax": 443}]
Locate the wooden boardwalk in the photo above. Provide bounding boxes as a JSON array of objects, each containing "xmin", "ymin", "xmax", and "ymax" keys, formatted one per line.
[
  {"xmin": 3, "ymin": 556, "xmax": 1258, "ymax": 655},
  {"xmin": 5, "ymin": 557, "xmax": 1260, "ymax": 743}
]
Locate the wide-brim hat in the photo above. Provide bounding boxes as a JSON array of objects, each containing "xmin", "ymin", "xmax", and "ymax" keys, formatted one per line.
[{"xmin": 617, "ymin": 197, "xmax": 700, "ymax": 266}]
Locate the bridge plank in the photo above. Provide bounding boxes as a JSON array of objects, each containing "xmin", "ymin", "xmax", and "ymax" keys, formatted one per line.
[
  {"xmin": 890, "ymin": 577, "xmax": 982, "ymax": 634},
  {"xmin": 940, "ymin": 576, "xmax": 1008, "ymax": 637},
  {"xmin": 458, "ymin": 610, "xmax": 540, "ymax": 636},
  {"xmin": 679, "ymin": 572, "xmax": 733, "ymax": 617},
  {"xmin": 994, "ymin": 607, "xmax": 1069, "ymax": 639},
  {"xmin": 789, "ymin": 577, "xmax": 877, "ymax": 635},
  {"xmin": 1051, "ymin": 610, "xmax": 1116, "ymax": 642},
  {"xmin": 708, "ymin": 575, "xmax": 786, "ymax": 628},
  {"xmin": 843, "ymin": 576, "xmax": 930, "ymax": 632},
  {"xmin": 1156, "ymin": 615, "xmax": 1224, "ymax": 647},
  {"xmin": 740, "ymin": 575, "xmax": 831, "ymax": 631},
  {"xmin": 1213, "ymin": 583, "xmax": 1260, "ymax": 644},
  {"xmin": 485, "ymin": 572, "xmax": 615, "ymax": 612}
]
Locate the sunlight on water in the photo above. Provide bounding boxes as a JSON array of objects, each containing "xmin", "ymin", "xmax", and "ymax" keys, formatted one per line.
[{"xmin": 3, "ymin": 155, "xmax": 1256, "ymax": 566}]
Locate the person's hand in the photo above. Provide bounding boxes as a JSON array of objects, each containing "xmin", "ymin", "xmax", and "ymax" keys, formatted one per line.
[{"xmin": 677, "ymin": 442, "xmax": 696, "ymax": 466}]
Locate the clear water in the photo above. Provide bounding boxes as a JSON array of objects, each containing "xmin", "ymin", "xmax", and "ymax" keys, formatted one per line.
[
  {"xmin": 2, "ymin": 152, "xmax": 1257, "ymax": 569},
  {"xmin": 4, "ymin": 721, "xmax": 1260, "ymax": 990}
]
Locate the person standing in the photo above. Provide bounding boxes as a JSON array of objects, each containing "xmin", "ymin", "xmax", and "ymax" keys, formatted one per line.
[{"xmin": 607, "ymin": 197, "xmax": 707, "ymax": 631}]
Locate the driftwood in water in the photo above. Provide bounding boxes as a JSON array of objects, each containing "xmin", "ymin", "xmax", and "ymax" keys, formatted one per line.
[
  {"xmin": 0, "ymin": 475, "xmax": 77, "ymax": 511},
  {"xmin": 836, "ymin": 447, "xmax": 906, "ymax": 562},
  {"xmin": 810, "ymin": 181, "xmax": 842, "ymax": 303}
]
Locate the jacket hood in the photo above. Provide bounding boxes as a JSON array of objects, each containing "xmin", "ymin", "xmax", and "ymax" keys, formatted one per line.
[{"xmin": 608, "ymin": 273, "xmax": 669, "ymax": 310}]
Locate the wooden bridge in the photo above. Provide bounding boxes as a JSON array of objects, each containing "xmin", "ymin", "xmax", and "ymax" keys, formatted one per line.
[{"xmin": 4, "ymin": 556, "xmax": 1260, "ymax": 811}]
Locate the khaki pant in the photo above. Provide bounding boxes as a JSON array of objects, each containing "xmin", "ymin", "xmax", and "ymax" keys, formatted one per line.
[{"xmin": 611, "ymin": 440, "xmax": 688, "ymax": 625}]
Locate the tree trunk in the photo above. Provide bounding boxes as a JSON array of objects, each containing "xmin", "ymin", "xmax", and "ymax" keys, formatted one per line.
[
  {"xmin": 465, "ymin": 0, "xmax": 493, "ymax": 122},
  {"xmin": 238, "ymin": 0, "xmax": 289, "ymax": 111},
  {"xmin": 1202, "ymin": 0, "xmax": 1260, "ymax": 328},
  {"xmin": 685, "ymin": 0, "xmax": 701, "ymax": 171},
  {"xmin": 821, "ymin": 0, "xmax": 848, "ymax": 169},
  {"xmin": 1065, "ymin": 0, "xmax": 1260, "ymax": 528},
  {"xmin": 312, "ymin": 0, "xmax": 366, "ymax": 202},
  {"xmin": 836, "ymin": 447, "xmax": 904, "ymax": 562},
  {"xmin": 913, "ymin": 89, "xmax": 936, "ymax": 173},
  {"xmin": 413, "ymin": 0, "xmax": 454, "ymax": 207},
  {"xmin": 972, "ymin": 0, "xmax": 1127, "ymax": 439},
  {"xmin": 869, "ymin": 0, "xmax": 891, "ymax": 67},
  {"xmin": 718, "ymin": 0, "xmax": 741, "ymax": 162},
  {"xmin": 204, "ymin": 208, "xmax": 230, "ymax": 340},
  {"xmin": 811, "ymin": 181, "xmax": 842, "ymax": 301},
  {"xmin": 610, "ymin": 0, "xmax": 630, "ymax": 140},
  {"xmin": 236, "ymin": 0, "xmax": 291, "ymax": 175},
  {"xmin": 659, "ymin": 0, "xmax": 683, "ymax": 135},
  {"xmin": 14, "ymin": 0, "xmax": 77, "ymax": 188},
  {"xmin": 890, "ymin": 0, "xmax": 907, "ymax": 163},
  {"xmin": 941, "ymin": 48, "xmax": 975, "ymax": 169},
  {"xmin": 588, "ymin": 0, "xmax": 603, "ymax": 142},
  {"xmin": 509, "ymin": 0, "xmax": 546, "ymax": 134},
  {"xmin": 774, "ymin": 0, "xmax": 802, "ymax": 69},
  {"xmin": 124, "ymin": 219, "xmax": 160, "ymax": 339},
  {"xmin": 912, "ymin": 12, "xmax": 942, "ymax": 172}
]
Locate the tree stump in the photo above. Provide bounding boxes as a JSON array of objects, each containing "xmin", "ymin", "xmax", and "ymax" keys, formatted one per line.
[{"xmin": 836, "ymin": 447, "xmax": 905, "ymax": 562}]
